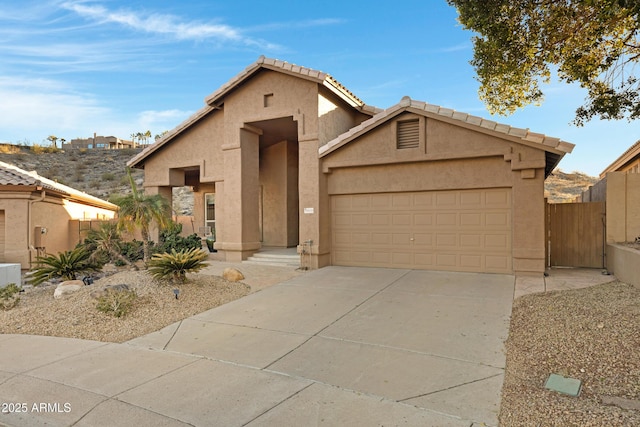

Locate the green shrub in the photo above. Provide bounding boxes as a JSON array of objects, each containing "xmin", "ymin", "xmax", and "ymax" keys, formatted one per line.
[
  {"xmin": 101, "ymin": 172, "xmax": 115, "ymax": 181},
  {"xmin": 120, "ymin": 240, "xmax": 145, "ymax": 263},
  {"xmin": 154, "ymin": 222, "xmax": 202, "ymax": 254},
  {"xmin": 148, "ymin": 248, "xmax": 209, "ymax": 283},
  {"xmin": 96, "ymin": 289, "xmax": 137, "ymax": 318},
  {"xmin": 0, "ymin": 283, "xmax": 21, "ymax": 310},
  {"xmin": 28, "ymin": 247, "xmax": 101, "ymax": 286}
]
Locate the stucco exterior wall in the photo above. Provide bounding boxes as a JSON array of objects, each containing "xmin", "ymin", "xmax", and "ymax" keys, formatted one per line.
[
  {"xmin": 0, "ymin": 196, "xmax": 30, "ymax": 266},
  {"xmin": 606, "ymin": 172, "xmax": 640, "ymax": 242},
  {"xmin": 318, "ymin": 89, "xmax": 369, "ymax": 147},
  {"xmin": 606, "ymin": 243, "xmax": 640, "ymax": 286},
  {"xmin": 144, "ymin": 111, "xmax": 225, "ymax": 186},
  {"xmin": 0, "ymin": 191, "xmax": 115, "ymax": 269},
  {"xmin": 322, "ymin": 114, "xmax": 548, "ymax": 273}
]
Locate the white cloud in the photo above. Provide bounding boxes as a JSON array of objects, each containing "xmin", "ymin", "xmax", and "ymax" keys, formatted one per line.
[
  {"xmin": 137, "ymin": 109, "xmax": 192, "ymax": 133},
  {"xmin": 0, "ymin": 75, "xmax": 186, "ymax": 143},
  {"xmin": 60, "ymin": 1, "xmax": 281, "ymax": 50}
]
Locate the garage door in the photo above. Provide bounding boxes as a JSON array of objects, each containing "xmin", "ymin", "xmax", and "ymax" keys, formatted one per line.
[{"xmin": 331, "ymin": 188, "xmax": 512, "ymax": 273}]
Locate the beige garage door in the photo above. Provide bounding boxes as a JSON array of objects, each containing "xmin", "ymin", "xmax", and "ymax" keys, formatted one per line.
[{"xmin": 331, "ymin": 188, "xmax": 512, "ymax": 273}]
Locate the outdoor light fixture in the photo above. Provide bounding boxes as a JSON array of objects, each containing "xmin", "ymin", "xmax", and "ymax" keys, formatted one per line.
[{"xmin": 173, "ymin": 289, "xmax": 180, "ymax": 299}]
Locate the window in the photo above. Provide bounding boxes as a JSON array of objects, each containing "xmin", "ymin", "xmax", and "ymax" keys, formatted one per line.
[
  {"xmin": 396, "ymin": 119, "xmax": 420, "ymax": 149},
  {"xmin": 205, "ymin": 193, "xmax": 216, "ymax": 239}
]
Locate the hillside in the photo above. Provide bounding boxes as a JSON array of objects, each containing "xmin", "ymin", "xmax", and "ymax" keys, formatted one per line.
[
  {"xmin": 0, "ymin": 145, "xmax": 597, "ymax": 209},
  {"xmin": 544, "ymin": 169, "xmax": 600, "ymax": 203},
  {"xmin": 0, "ymin": 145, "xmax": 194, "ymax": 215}
]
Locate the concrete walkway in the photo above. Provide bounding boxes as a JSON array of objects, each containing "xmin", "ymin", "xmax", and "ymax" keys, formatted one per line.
[{"xmin": 1, "ymin": 266, "xmax": 613, "ymax": 426}]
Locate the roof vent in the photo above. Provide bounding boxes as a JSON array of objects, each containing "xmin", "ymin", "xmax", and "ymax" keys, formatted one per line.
[{"xmin": 397, "ymin": 119, "xmax": 420, "ymax": 149}]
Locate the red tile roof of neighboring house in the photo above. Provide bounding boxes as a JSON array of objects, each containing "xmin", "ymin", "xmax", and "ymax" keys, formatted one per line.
[{"xmin": 0, "ymin": 161, "xmax": 117, "ymax": 210}]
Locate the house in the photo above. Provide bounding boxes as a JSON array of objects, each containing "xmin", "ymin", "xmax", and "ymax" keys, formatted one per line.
[
  {"xmin": 62, "ymin": 134, "xmax": 135, "ymax": 150},
  {"xmin": 128, "ymin": 56, "xmax": 573, "ymax": 275},
  {"xmin": 572, "ymin": 139, "xmax": 640, "ymax": 285},
  {"xmin": 0, "ymin": 162, "xmax": 118, "ymax": 269},
  {"xmin": 600, "ymin": 139, "xmax": 640, "ymax": 177}
]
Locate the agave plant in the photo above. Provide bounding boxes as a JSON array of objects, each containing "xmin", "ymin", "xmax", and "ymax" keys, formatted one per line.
[
  {"xmin": 28, "ymin": 247, "xmax": 100, "ymax": 286},
  {"xmin": 147, "ymin": 248, "xmax": 209, "ymax": 283}
]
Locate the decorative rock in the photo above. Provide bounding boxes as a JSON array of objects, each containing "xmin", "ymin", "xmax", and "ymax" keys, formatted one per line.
[
  {"xmin": 54, "ymin": 280, "xmax": 84, "ymax": 299},
  {"xmin": 90, "ymin": 284, "xmax": 131, "ymax": 300},
  {"xmin": 222, "ymin": 268, "xmax": 244, "ymax": 282}
]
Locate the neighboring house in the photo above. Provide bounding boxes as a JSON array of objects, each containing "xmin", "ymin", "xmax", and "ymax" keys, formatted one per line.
[
  {"xmin": 600, "ymin": 139, "xmax": 640, "ymax": 177},
  {"xmin": 62, "ymin": 134, "xmax": 135, "ymax": 150},
  {"xmin": 0, "ymin": 162, "xmax": 118, "ymax": 269},
  {"xmin": 128, "ymin": 56, "xmax": 573, "ymax": 275},
  {"xmin": 579, "ymin": 139, "xmax": 640, "ymax": 244}
]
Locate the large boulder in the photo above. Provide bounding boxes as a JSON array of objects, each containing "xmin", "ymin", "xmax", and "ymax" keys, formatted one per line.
[
  {"xmin": 223, "ymin": 268, "xmax": 244, "ymax": 282},
  {"xmin": 53, "ymin": 280, "xmax": 84, "ymax": 299}
]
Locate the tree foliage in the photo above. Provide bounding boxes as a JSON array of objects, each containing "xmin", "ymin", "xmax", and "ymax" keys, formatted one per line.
[
  {"xmin": 110, "ymin": 168, "xmax": 170, "ymax": 262},
  {"xmin": 448, "ymin": 0, "xmax": 640, "ymax": 124}
]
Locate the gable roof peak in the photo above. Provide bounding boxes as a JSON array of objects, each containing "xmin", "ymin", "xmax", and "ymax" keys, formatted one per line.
[{"xmin": 320, "ymin": 98, "xmax": 575, "ymax": 177}]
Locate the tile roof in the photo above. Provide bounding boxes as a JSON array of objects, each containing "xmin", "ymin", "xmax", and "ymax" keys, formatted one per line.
[
  {"xmin": 600, "ymin": 138, "xmax": 640, "ymax": 177},
  {"xmin": 128, "ymin": 56, "xmax": 380, "ymax": 168},
  {"xmin": 0, "ymin": 161, "xmax": 117, "ymax": 210},
  {"xmin": 319, "ymin": 97, "xmax": 575, "ymax": 177}
]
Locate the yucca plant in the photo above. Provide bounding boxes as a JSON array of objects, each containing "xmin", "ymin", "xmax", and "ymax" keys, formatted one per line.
[
  {"xmin": 147, "ymin": 248, "xmax": 209, "ymax": 283},
  {"xmin": 28, "ymin": 247, "xmax": 100, "ymax": 286}
]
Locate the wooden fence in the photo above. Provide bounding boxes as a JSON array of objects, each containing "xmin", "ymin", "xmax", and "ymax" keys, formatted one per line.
[{"xmin": 547, "ymin": 202, "xmax": 606, "ymax": 268}]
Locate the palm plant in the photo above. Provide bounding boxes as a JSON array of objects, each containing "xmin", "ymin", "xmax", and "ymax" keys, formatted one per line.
[
  {"xmin": 110, "ymin": 168, "xmax": 170, "ymax": 263},
  {"xmin": 147, "ymin": 248, "xmax": 209, "ymax": 283},
  {"xmin": 28, "ymin": 247, "xmax": 99, "ymax": 286},
  {"xmin": 86, "ymin": 222, "xmax": 137, "ymax": 269}
]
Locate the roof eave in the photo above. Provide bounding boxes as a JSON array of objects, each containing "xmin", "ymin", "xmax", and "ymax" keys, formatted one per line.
[
  {"xmin": 320, "ymin": 97, "xmax": 574, "ymax": 177},
  {"xmin": 599, "ymin": 139, "xmax": 640, "ymax": 177}
]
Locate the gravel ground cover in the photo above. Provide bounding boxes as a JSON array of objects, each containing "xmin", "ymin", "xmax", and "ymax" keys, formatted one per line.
[
  {"xmin": 0, "ymin": 270, "xmax": 250, "ymax": 343},
  {"xmin": 2, "ymin": 267, "xmax": 638, "ymax": 425},
  {"xmin": 500, "ymin": 280, "xmax": 640, "ymax": 426}
]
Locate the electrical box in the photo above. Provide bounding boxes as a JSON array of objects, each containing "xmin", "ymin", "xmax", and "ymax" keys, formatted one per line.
[
  {"xmin": 0, "ymin": 264, "xmax": 21, "ymax": 288},
  {"xmin": 34, "ymin": 226, "xmax": 47, "ymax": 248}
]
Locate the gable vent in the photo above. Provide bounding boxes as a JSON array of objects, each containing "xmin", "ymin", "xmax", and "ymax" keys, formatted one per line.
[{"xmin": 397, "ymin": 119, "xmax": 420, "ymax": 149}]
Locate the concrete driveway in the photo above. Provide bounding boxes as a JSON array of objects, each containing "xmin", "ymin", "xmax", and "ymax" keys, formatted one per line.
[{"xmin": 0, "ymin": 267, "xmax": 514, "ymax": 427}]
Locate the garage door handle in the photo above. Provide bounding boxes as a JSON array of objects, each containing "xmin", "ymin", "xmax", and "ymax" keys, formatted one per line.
[{"xmin": 410, "ymin": 238, "xmax": 415, "ymax": 241}]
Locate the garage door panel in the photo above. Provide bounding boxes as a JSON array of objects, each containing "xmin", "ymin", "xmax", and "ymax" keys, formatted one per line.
[
  {"xmin": 436, "ymin": 192, "xmax": 457, "ymax": 206},
  {"xmin": 332, "ymin": 189, "xmax": 512, "ymax": 273},
  {"xmin": 413, "ymin": 213, "xmax": 433, "ymax": 225},
  {"xmin": 392, "ymin": 214, "xmax": 411, "ymax": 226},
  {"xmin": 485, "ymin": 189, "xmax": 510, "ymax": 207},
  {"xmin": 391, "ymin": 252, "xmax": 413, "ymax": 265},
  {"xmin": 436, "ymin": 213, "xmax": 457, "ymax": 226},
  {"xmin": 460, "ymin": 234, "xmax": 482, "ymax": 248},
  {"xmin": 460, "ymin": 254, "xmax": 482, "ymax": 269},
  {"xmin": 371, "ymin": 233, "xmax": 391, "ymax": 244},
  {"xmin": 460, "ymin": 212, "xmax": 482, "ymax": 226},
  {"xmin": 371, "ymin": 214, "xmax": 389, "ymax": 225}
]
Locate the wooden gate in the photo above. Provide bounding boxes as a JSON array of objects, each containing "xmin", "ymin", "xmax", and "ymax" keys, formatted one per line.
[{"xmin": 547, "ymin": 202, "xmax": 606, "ymax": 268}]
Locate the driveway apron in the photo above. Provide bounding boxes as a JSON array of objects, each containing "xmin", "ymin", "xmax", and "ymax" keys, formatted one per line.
[
  {"xmin": 129, "ymin": 266, "xmax": 514, "ymax": 426},
  {"xmin": 0, "ymin": 266, "xmax": 514, "ymax": 427}
]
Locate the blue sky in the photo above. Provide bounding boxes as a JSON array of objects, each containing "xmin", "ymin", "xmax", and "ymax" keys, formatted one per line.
[{"xmin": 2, "ymin": 0, "xmax": 639, "ymax": 176}]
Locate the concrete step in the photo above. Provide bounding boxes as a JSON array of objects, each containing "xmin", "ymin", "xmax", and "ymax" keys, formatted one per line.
[{"xmin": 243, "ymin": 253, "xmax": 300, "ymax": 268}]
